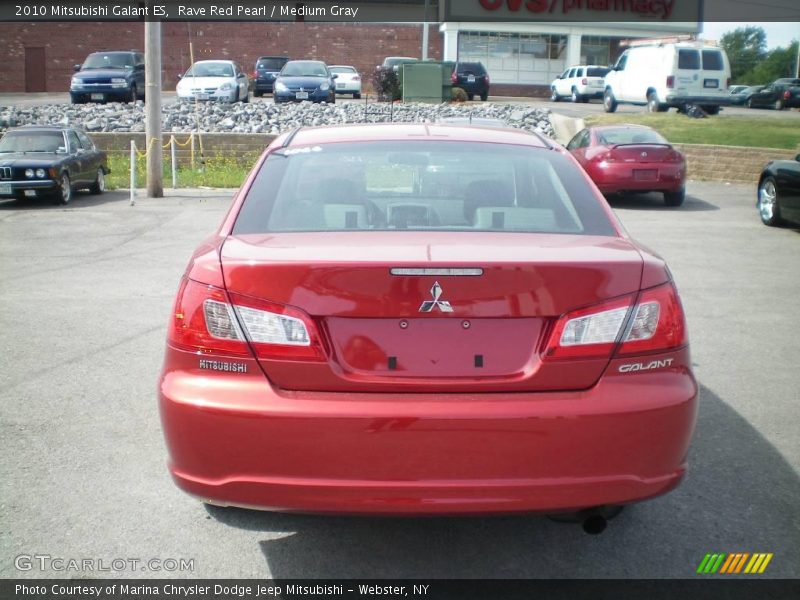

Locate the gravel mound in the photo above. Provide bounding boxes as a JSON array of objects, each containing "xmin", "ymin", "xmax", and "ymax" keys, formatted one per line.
[{"xmin": 0, "ymin": 101, "xmax": 554, "ymax": 138}]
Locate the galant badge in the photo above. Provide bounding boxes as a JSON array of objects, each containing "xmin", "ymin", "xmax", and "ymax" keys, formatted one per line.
[{"xmin": 418, "ymin": 281, "xmax": 453, "ymax": 313}]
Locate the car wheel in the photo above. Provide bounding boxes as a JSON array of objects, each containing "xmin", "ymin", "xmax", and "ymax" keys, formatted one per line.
[
  {"xmin": 550, "ymin": 87, "xmax": 559, "ymax": 102},
  {"xmin": 571, "ymin": 88, "xmax": 581, "ymax": 103},
  {"xmin": 128, "ymin": 84, "xmax": 137, "ymax": 104},
  {"xmin": 467, "ymin": 93, "xmax": 474, "ymax": 101},
  {"xmin": 90, "ymin": 168, "xmax": 105, "ymax": 195},
  {"xmin": 242, "ymin": 89, "xmax": 249, "ymax": 103},
  {"xmin": 746, "ymin": 98, "xmax": 754, "ymax": 109},
  {"xmin": 664, "ymin": 188, "xmax": 685, "ymax": 207},
  {"xmin": 480, "ymin": 92, "xmax": 488, "ymax": 101},
  {"xmin": 603, "ymin": 89, "xmax": 618, "ymax": 113},
  {"xmin": 758, "ymin": 176, "xmax": 784, "ymax": 226},
  {"xmin": 646, "ymin": 93, "xmax": 666, "ymax": 113},
  {"xmin": 774, "ymin": 99, "xmax": 784, "ymax": 110},
  {"xmin": 70, "ymin": 94, "xmax": 85, "ymax": 105},
  {"xmin": 254, "ymin": 90, "xmax": 262, "ymax": 98},
  {"xmin": 354, "ymin": 93, "xmax": 361, "ymax": 99},
  {"xmin": 56, "ymin": 173, "xmax": 72, "ymax": 205}
]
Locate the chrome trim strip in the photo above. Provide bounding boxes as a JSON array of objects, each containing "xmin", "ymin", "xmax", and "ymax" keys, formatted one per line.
[{"xmin": 390, "ymin": 268, "xmax": 483, "ymax": 276}]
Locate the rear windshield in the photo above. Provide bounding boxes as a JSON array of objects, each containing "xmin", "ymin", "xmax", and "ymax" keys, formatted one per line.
[
  {"xmin": 458, "ymin": 63, "xmax": 485, "ymax": 74},
  {"xmin": 595, "ymin": 128, "xmax": 668, "ymax": 146},
  {"xmin": 0, "ymin": 131, "xmax": 66, "ymax": 153},
  {"xmin": 330, "ymin": 66, "xmax": 356, "ymax": 74},
  {"xmin": 587, "ymin": 67, "xmax": 610, "ymax": 77},
  {"xmin": 257, "ymin": 58, "xmax": 287, "ymax": 70},
  {"xmin": 702, "ymin": 50, "xmax": 724, "ymax": 71},
  {"xmin": 233, "ymin": 141, "xmax": 616, "ymax": 236},
  {"xmin": 677, "ymin": 49, "xmax": 700, "ymax": 70}
]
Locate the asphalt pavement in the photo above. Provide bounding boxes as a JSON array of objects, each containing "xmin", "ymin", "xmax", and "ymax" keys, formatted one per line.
[{"xmin": 0, "ymin": 182, "xmax": 798, "ymax": 578}]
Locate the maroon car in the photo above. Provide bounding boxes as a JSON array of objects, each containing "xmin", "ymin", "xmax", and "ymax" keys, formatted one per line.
[
  {"xmin": 159, "ymin": 124, "xmax": 697, "ymax": 531},
  {"xmin": 567, "ymin": 125, "xmax": 687, "ymax": 206}
]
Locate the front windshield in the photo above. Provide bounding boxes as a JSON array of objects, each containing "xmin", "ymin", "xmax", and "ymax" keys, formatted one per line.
[
  {"xmin": 82, "ymin": 53, "xmax": 134, "ymax": 70},
  {"xmin": 0, "ymin": 131, "xmax": 66, "ymax": 153},
  {"xmin": 596, "ymin": 128, "xmax": 668, "ymax": 146},
  {"xmin": 184, "ymin": 62, "xmax": 234, "ymax": 78},
  {"xmin": 234, "ymin": 141, "xmax": 617, "ymax": 236},
  {"xmin": 281, "ymin": 62, "xmax": 328, "ymax": 77}
]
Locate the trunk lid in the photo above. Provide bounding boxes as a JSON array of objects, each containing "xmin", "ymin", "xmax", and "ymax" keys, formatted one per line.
[
  {"xmin": 221, "ymin": 232, "xmax": 644, "ymax": 392},
  {"xmin": 609, "ymin": 144, "xmax": 674, "ymax": 163}
]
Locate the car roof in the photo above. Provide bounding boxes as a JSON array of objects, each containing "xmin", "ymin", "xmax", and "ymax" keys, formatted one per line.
[
  {"xmin": 257, "ymin": 56, "xmax": 288, "ymax": 59},
  {"xmin": 193, "ymin": 59, "xmax": 234, "ymax": 64},
  {"xmin": 8, "ymin": 125, "xmax": 69, "ymax": 132},
  {"xmin": 88, "ymin": 50, "xmax": 135, "ymax": 55},
  {"xmin": 329, "ymin": 65, "xmax": 357, "ymax": 69},
  {"xmin": 283, "ymin": 123, "xmax": 551, "ymax": 149},
  {"xmin": 588, "ymin": 123, "xmax": 652, "ymax": 131}
]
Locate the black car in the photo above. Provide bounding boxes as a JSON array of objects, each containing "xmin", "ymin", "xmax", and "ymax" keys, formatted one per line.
[
  {"xmin": 729, "ymin": 85, "xmax": 765, "ymax": 106},
  {"xmin": 746, "ymin": 78, "xmax": 800, "ymax": 110},
  {"xmin": 71, "ymin": 51, "xmax": 145, "ymax": 104},
  {"xmin": 757, "ymin": 154, "xmax": 800, "ymax": 227},
  {"xmin": 451, "ymin": 62, "xmax": 490, "ymax": 101},
  {"xmin": 0, "ymin": 126, "xmax": 109, "ymax": 205},
  {"xmin": 253, "ymin": 56, "xmax": 289, "ymax": 96}
]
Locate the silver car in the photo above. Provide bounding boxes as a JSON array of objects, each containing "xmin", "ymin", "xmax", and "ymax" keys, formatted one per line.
[{"xmin": 176, "ymin": 60, "xmax": 250, "ymax": 103}]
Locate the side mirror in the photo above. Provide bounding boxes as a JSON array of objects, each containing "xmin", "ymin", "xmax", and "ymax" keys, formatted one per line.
[
  {"xmin": 331, "ymin": 73, "xmax": 338, "ymax": 79},
  {"xmin": 177, "ymin": 74, "xmax": 183, "ymax": 80},
  {"xmin": 73, "ymin": 65, "xmax": 81, "ymax": 72}
]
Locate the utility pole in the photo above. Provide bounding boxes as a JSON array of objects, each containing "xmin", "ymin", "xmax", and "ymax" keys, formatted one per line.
[
  {"xmin": 421, "ymin": 0, "xmax": 429, "ymax": 60},
  {"xmin": 145, "ymin": 13, "xmax": 163, "ymax": 197},
  {"xmin": 795, "ymin": 39, "xmax": 799, "ymax": 78}
]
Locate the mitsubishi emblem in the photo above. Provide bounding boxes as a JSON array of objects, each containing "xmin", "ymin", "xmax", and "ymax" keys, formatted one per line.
[
  {"xmin": 418, "ymin": 282, "xmax": 453, "ymax": 313},
  {"xmin": 641, "ymin": 151, "xmax": 648, "ymax": 158}
]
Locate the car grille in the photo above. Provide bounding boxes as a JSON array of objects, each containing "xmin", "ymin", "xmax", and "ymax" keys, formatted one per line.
[
  {"xmin": 190, "ymin": 87, "xmax": 218, "ymax": 94},
  {"xmin": 286, "ymin": 85, "xmax": 318, "ymax": 92},
  {"xmin": 0, "ymin": 167, "xmax": 11, "ymax": 180},
  {"xmin": 81, "ymin": 78, "xmax": 113, "ymax": 85}
]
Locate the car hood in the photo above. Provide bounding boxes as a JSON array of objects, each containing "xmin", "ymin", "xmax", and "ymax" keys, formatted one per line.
[
  {"xmin": 177, "ymin": 76, "xmax": 235, "ymax": 88},
  {"xmin": 277, "ymin": 75, "xmax": 329, "ymax": 87},
  {"xmin": 75, "ymin": 69, "xmax": 131, "ymax": 80},
  {"xmin": 0, "ymin": 153, "xmax": 67, "ymax": 167}
]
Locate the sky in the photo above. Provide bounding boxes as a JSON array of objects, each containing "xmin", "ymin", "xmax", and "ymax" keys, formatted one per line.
[{"xmin": 700, "ymin": 22, "xmax": 799, "ymax": 49}]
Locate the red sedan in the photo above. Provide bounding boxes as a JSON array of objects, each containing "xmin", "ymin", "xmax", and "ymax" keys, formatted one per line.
[
  {"xmin": 159, "ymin": 124, "xmax": 697, "ymax": 531},
  {"xmin": 567, "ymin": 125, "xmax": 687, "ymax": 206}
]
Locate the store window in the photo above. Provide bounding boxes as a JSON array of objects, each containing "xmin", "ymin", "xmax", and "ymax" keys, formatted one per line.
[{"xmin": 458, "ymin": 31, "xmax": 568, "ymax": 85}]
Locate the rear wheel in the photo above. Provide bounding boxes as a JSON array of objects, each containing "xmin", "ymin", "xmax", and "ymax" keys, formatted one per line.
[
  {"xmin": 758, "ymin": 176, "xmax": 783, "ymax": 226},
  {"xmin": 774, "ymin": 99, "xmax": 784, "ymax": 110},
  {"xmin": 746, "ymin": 98, "xmax": 754, "ymax": 108},
  {"xmin": 647, "ymin": 92, "xmax": 667, "ymax": 113},
  {"xmin": 603, "ymin": 88, "xmax": 618, "ymax": 113},
  {"xmin": 571, "ymin": 87, "xmax": 581, "ymax": 103},
  {"xmin": 354, "ymin": 93, "xmax": 361, "ymax": 99},
  {"xmin": 467, "ymin": 93, "xmax": 474, "ymax": 101},
  {"xmin": 550, "ymin": 87, "xmax": 560, "ymax": 102},
  {"xmin": 480, "ymin": 92, "xmax": 488, "ymax": 101},
  {"xmin": 664, "ymin": 188, "xmax": 685, "ymax": 207},
  {"xmin": 90, "ymin": 168, "xmax": 105, "ymax": 195},
  {"xmin": 128, "ymin": 84, "xmax": 137, "ymax": 104}
]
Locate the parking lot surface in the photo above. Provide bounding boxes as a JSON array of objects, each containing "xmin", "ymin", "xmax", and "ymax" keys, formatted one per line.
[{"xmin": 0, "ymin": 182, "xmax": 798, "ymax": 578}]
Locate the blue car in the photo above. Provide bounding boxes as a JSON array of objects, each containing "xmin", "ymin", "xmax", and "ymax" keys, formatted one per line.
[
  {"xmin": 273, "ymin": 60, "xmax": 337, "ymax": 104},
  {"xmin": 71, "ymin": 51, "xmax": 145, "ymax": 104}
]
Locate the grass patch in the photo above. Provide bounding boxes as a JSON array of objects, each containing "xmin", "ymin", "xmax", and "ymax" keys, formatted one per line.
[
  {"xmin": 583, "ymin": 113, "xmax": 800, "ymax": 150},
  {"xmin": 105, "ymin": 153, "xmax": 259, "ymax": 190}
]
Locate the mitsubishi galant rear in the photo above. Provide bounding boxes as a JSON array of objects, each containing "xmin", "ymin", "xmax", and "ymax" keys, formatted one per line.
[{"xmin": 158, "ymin": 124, "xmax": 697, "ymax": 523}]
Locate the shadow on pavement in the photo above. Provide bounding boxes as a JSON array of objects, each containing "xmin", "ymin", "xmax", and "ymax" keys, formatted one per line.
[
  {"xmin": 0, "ymin": 189, "xmax": 128, "ymax": 211},
  {"xmin": 606, "ymin": 191, "xmax": 719, "ymax": 212},
  {"xmin": 205, "ymin": 387, "xmax": 798, "ymax": 578}
]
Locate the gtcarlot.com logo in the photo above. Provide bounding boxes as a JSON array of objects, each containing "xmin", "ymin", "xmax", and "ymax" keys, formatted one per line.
[
  {"xmin": 697, "ymin": 552, "xmax": 773, "ymax": 574},
  {"xmin": 14, "ymin": 554, "xmax": 194, "ymax": 573}
]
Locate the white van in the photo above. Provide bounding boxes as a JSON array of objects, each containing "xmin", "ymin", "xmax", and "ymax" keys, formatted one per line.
[{"xmin": 603, "ymin": 38, "xmax": 731, "ymax": 114}]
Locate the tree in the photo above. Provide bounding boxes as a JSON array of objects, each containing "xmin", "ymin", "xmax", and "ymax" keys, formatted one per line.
[
  {"xmin": 720, "ymin": 26, "xmax": 767, "ymax": 83},
  {"xmin": 740, "ymin": 41, "xmax": 800, "ymax": 85}
]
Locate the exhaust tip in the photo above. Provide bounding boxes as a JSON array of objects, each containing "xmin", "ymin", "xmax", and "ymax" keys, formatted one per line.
[{"xmin": 582, "ymin": 514, "xmax": 608, "ymax": 535}]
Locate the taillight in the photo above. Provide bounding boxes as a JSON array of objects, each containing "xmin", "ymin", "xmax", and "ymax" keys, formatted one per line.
[
  {"xmin": 666, "ymin": 76, "xmax": 675, "ymax": 89},
  {"xmin": 167, "ymin": 278, "xmax": 325, "ymax": 361},
  {"xmin": 581, "ymin": 78, "xmax": 588, "ymax": 85},
  {"xmin": 666, "ymin": 149, "xmax": 684, "ymax": 163},
  {"xmin": 252, "ymin": 71, "xmax": 257, "ymax": 79},
  {"xmin": 353, "ymin": 75, "xmax": 360, "ymax": 81},
  {"xmin": 543, "ymin": 282, "xmax": 687, "ymax": 361},
  {"xmin": 451, "ymin": 72, "xmax": 458, "ymax": 83},
  {"xmin": 593, "ymin": 150, "xmax": 616, "ymax": 164},
  {"xmin": 784, "ymin": 90, "xmax": 791, "ymax": 99}
]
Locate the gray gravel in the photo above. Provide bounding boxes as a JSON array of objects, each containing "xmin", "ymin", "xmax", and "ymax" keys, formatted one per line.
[{"xmin": 0, "ymin": 101, "xmax": 554, "ymax": 137}]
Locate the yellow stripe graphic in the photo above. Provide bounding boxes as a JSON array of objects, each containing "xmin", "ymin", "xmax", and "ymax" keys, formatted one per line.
[
  {"xmin": 744, "ymin": 554, "xmax": 761, "ymax": 573},
  {"xmin": 720, "ymin": 554, "xmax": 736, "ymax": 573},
  {"xmin": 758, "ymin": 553, "xmax": 773, "ymax": 573}
]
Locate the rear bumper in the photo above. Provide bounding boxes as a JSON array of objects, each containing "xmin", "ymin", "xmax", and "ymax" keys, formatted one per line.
[
  {"xmin": 159, "ymin": 346, "xmax": 697, "ymax": 514},
  {"xmin": 589, "ymin": 163, "xmax": 685, "ymax": 195}
]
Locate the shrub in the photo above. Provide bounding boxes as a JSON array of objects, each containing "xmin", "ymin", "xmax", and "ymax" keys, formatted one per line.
[
  {"xmin": 451, "ymin": 87, "xmax": 468, "ymax": 103},
  {"xmin": 372, "ymin": 67, "xmax": 401, "ymax": 102}
]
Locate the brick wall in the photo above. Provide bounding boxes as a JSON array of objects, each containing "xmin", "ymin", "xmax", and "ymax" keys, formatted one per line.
[
  {"xmin": 0, "ymin": 22, "xmax": 441, "ymax": 93},
  {"xmin": 90, "ymin": 132, "xmax": 798, "ymax": 185}
]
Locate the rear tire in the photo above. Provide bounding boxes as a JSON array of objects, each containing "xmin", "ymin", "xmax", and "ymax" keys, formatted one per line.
[
  {"xmin": 571, "ymin": 87, "xmax": 580, "ymax": 103},
  {"xmin": 603, "ymin": 88, "xmax": 618, "ymax": 113},
  {"xmin": 758, "ymin": 176, "xmax": 784, "ymax": 226},
  {"xmin": 647, "ymin": 92, "xmax": 667, "ymax": 113},
  {"xmin": 467, "ymin": 93, "xmax": 474, "ymax": 101},
  {"xmin": 550, "ymin": 87, "xmax": 560, "ymax": 102},
  {"xmin": 128, "ymin": 84, "xmax": 137, "ymax": 104},
  {"xmin": 90, "ymin": 168, "xmax": 105, "ymax": 195},
  {"xmin": 664, "ymin": 188, "xmax": 685, "ymax": 207},
  {"xmin": 480, "ymin": 92, "xmax": 488, "ymax": 101},
  {"xmin": 354, "ymin": 93, "xmax": 361, "ymax": 99},
  {"xmin": 774, "ymin": 99, "xmax": 784, "ymax": 110}
]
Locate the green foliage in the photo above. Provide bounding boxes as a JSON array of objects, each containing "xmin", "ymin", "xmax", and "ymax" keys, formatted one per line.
[
  {"xmin": 451, "ymin": 87, "xmax": 468, "ymax": 102},
  {"xmin": 739, "ymin": 41, "xmax": 799, "ymax": 85},
  {"xmin": 105, "ymin": 152, "xmax": 258, "ymax": 190},
  {"xmin": 371, "ymin": 67, "xmax": 401, "ymax": 102},
  {"xmin": 720, "ymin": 26, "xmax": 767, "ymax": 83}
]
